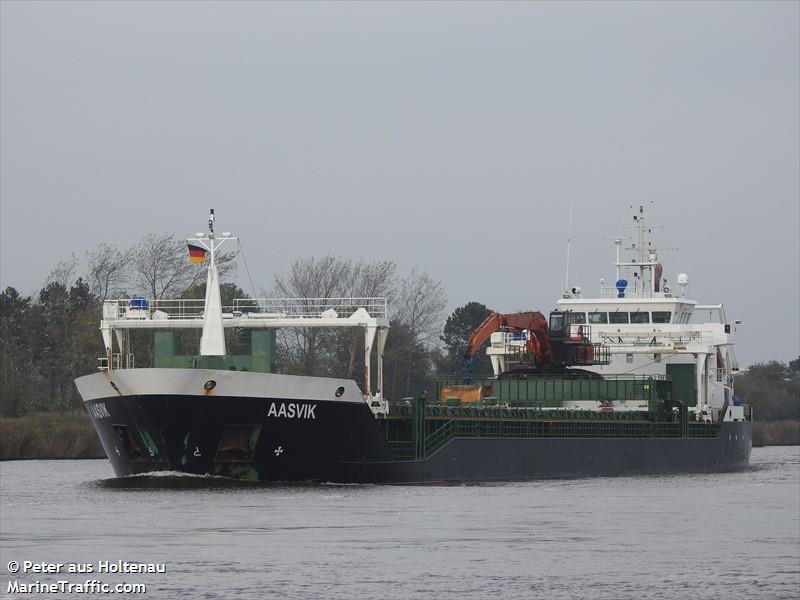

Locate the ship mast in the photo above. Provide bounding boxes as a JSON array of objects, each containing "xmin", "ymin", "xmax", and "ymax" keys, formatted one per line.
[
  {"xmin": 188, "ymin": 209, "xmax": 237, "ymax": 356},
  {"xmin": 613, "ymin": 204, "xmax": 663, "ymax": 297}
]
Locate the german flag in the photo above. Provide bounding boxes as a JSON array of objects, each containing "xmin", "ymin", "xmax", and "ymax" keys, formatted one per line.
[{"xmin": 188, "ymin": 243, "xmax": 207, "ymax": 264}]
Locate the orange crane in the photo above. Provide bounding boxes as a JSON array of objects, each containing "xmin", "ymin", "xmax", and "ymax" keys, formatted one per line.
[
  {"xmin": 463, "ymin": 311, "xmax": 555, "ymax": 367},
  {"xmin": 463, "ymin": 310, "xmax": 602, "ymax": 376}
]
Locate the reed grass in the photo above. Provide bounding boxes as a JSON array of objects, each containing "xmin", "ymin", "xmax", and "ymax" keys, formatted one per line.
[
  {"xmin": 0, "ymin": 410, "xmax": 104, "ymax": 460},
  {"xmin": 752, "ymin": 420, "xmax": 800, "ymax": 447}
]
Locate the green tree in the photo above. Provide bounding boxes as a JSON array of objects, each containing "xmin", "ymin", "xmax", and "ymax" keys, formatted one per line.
[
  {"xmin": 177, "ymin": 282, "xmax": 254, "ymax": 356},
  {"xmin": 37, "ymin": 279, "xmax": 100, "ymax": 411},
  {"xmin": 181, "ymin": 282, "xmax": 251, "ymax": 307},
  {"xmin": 0, "ymin": 287, "xmax": 42, "ymax": 416},
  {"xmin": 437, "ymin": 301, "xmax": 494, "ymax": 377},
  {"xmin": 736, "ymin": 360, "xmax": 800, "ymax": 421},
  {"xmin": 789, "ymin": 356, "xmax": 799, "ymax": 378},
  {"xmin": 382, "ymin": 319, "xmax": 436, "ymax": 400}
]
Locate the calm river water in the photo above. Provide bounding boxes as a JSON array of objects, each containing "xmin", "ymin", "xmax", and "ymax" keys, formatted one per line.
[{"xmin": 1, "ymin": 447, "xmax": 798, "ymax": 599}]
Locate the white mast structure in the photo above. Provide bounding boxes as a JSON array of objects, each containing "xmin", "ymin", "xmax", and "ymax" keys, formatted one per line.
[
  {"xmin": 188, "ymin": 209, "xmax": 237, "ymax": 356},
  {"xmin": 96, "ymin": 211, "xmax": 391, "ymax": 414},
  {"xmin": 614, "ymin": 204, "xmax": 656, "ymax": 297},
  {"xmin": 556, "ymin": 203, "xmax": 742, "ymax": 423}
]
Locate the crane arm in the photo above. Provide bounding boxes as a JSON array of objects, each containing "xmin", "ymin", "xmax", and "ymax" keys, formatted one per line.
[
  {"xmin": 463, "ymin": 313, "xmax": 506, "ymax": 361},
  {"xmin": 463, "ymin": 311, "xmax": 555, "ymax": 366}
]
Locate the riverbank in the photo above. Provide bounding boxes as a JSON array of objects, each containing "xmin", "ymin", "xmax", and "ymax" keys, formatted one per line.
[
  {"xmin": 1, "ymin": 411, "xmax": 797, "ymax": 459},
  {"xmin": 0, "ymin": 410, "xmax": 104, "ymax": 460},
  {"xmin": 752, "ymin": 420, "xmax": 800, "ymax": 447}
]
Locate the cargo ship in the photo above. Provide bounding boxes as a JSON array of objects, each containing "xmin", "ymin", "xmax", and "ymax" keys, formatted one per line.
[{"xmin": 75, "ymin": 208, "xmax": 751, "ymax": 482}]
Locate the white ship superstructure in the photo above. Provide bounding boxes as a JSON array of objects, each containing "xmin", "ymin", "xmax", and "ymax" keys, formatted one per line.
[
  {"xmin": 93, "ymin": 210, "xmax": 390, "ymax": 415},
  {"xmin": 557, "ymin": 205, "xmax": 742, "ymax": 424}
]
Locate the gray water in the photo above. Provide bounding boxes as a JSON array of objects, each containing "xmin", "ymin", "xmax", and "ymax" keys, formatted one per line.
[{"xmin": 1, "ymin": 447, "xmax": 798, "ymax": 600}]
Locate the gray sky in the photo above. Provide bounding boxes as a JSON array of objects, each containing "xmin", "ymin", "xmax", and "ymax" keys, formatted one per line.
[{"xmin": 1, "ymin": 1, "xmax": 798, "ymax": 365}]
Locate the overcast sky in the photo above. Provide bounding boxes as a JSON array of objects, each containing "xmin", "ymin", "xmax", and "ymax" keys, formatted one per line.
[{"xmin": 1, "ymin": 1, "xmax": 798, "ymax": 365}]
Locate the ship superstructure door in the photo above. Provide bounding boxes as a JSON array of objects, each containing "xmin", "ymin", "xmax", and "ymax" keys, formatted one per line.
[{"xmin": 666, "ymin": 364, "xmax": 696, "ymax": 408}]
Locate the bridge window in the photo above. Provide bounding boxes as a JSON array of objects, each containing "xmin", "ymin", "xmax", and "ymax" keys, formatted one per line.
[
  {"xmin": 609, "ymin": 312, "xmax": 629, "ymax": 324},
  {"xmin": 652, "ymin": 311, "xmax": 672, "ymax": 323},
  {"xmin": 550, "ymin": 313, "xmax": 565, "ymax": 333},
  {"xmin": 588, "ymin": 312, "xmax": 608, "ymax": 324},
  {"xmin": 630, "ymin": 311, "xmax": 649, "ymax": 324},
  {"xmin": 567, "ymin": 312, "xmax": 587, "ymax": 324}
]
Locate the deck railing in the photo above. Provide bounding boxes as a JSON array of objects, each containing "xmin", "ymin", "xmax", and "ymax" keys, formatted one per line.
[
  {"xmin": 424, "ymin": 420, "xmax": 455, "ymax": 456},
  {"xmin": 416, "ymin": 418, "xmax": 719, "ymax": 458},
  {"xmin": 597, "ymin": 287, "xmax": 674, "ymax": 299},
  {"xmin": 381, "ymin": 394, "xmax": 724, "ymax": 461},
  {"xmin": 103, "ymin": 297, "xmax": 388, "ymax": 321},
  {"xmin": 234, "ymin": 297, "xmax": 387, "ymax": 319}
]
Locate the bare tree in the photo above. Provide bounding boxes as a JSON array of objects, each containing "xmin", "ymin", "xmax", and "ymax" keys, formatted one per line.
[
  {"xmin": 395, "ymin": 269, "xmax": 447, "ymax": 348},
  {"xmin": 86, "ymin": 242, "xmax": 132, "ymax": 301},
  {"xmin": 271, "ymin": 256, "xmax": 396, "ymax": 377},
  {"xmin": 44, "ymin": 255, "xmax": 80, "ymax": 288},
  {"xmin": 272, "ymin": 255, "xmax": 352, "ymax": 376},
  {"xmin": 272, "ymin": 254, "xmax": 352, "ymax": 300},
  {"xmin": 132, "ymin": 233, "xmax": 193, "ymax": 299},
  {"xmin": 345, "ymin": 260, "xmax": 397, "ymax": 299},
  {"xmin": 132, "ymin": 232, "xmax": 237, "ymax": 299},
  {"xmin": 394, "ymin": 269, "xmax": 447, "ymax": 394},
  {"xmin": 270, "ymin": 258, "xmax": 443, "ymax": 394},
  {"xmin": 339, "ymin": 259, "xmax": 396, "ymax": 378}
]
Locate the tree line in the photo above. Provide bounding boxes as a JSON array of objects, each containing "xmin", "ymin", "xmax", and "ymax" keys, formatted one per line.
[
  {"xmin": 0, "ymin": 233, "xmax": 797, "ymax": 424},
  {"xmin": 735, "ymin": 359, "xmax": 800, "ymax": 422},
  {"xmin": 0, "ymin": 234, "xmax": 496, "ymax": 417}
]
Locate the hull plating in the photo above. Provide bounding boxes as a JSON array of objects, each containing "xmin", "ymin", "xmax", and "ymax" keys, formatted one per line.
[{"xmin": 84, "ymin": 393, "xmax": 752, "ymax": 484}]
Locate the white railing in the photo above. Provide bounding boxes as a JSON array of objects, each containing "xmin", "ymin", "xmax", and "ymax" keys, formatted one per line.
[
  {"xmin": 693, "ymin": 304, "xmax": 727, "ymax": 324},
  {"xmin": 234, "ymin": 297, "xmax": 387, "ymax": 319},
  {"xmin": 104, "ymin": 299, "xmax": 207, "ymax": 320},
  {"xmin": 567, "ymin": 324, "xmax": 592, "ymax": 341},
  {"xmin": 598, "ymin": 329, "xmax": 716, "ymax": 348},
  {"xmin": 103, "ymin": 297, "xmax": 388, "ymax": 321},
  {"xmin": 598, "ymin": 287, "xmax": 663, "ymax": 299},
  {"xmin": 97, "ymin": 353, "xmax": 131, "ymax": 371}
]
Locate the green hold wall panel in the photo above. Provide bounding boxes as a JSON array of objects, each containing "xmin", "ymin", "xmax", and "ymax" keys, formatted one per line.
[
  {"xmin": 666, "ymin": 363, "xmax": 696, "ymax": 406},
  {"xmin": 436, "ymin": 376, "xmax": 671, "ymax": 407},
  {"xmin": 154, "ymin": 330, "xmax": 276, "ymax": 373}
]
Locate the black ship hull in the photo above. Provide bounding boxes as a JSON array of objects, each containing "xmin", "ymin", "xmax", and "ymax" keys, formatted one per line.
[{"xmin": 84, "ymin": 393, "xmax": 752, "ymax": 484}]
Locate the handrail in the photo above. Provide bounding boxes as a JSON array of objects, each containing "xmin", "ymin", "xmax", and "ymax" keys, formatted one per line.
[
  {"xmin": 597, "ymin": 329, "xmax": 719, "ymax": 348},
  {"xmin": 424, "ymin": 420, "xmax": 455, "ymax": 455},
  {"xmin": 235, "ymin": 297, "xmax": 387, "ymax": 319},
  {"xmin": 597, "ymin": 287, "xmax": 684, "ymax": 300},
  {"xmin": 102, "ymin": 297, "xmax": 388, "ymax": 321},
  {"xmin": 436, "ymin": 374, "xmax": 670, "ymax": 384}
]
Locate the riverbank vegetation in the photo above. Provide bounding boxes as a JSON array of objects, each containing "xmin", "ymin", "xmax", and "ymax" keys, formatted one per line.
[
  {"xmin": 0, "ymin": 240, "xmax": 797, "ymax": 458},
  {"xmin": 736, "ymin": 359, "xmax": 800, "ymax": 446},
  {"xmin": 752, "ymin": 421, "xmax": 800, "ymax": 447},
  {"xmin": 0, "ymin": 411, "xmax": 103, "ymax": 460},
  {"xmin": 0, "ymin": 243, "xmax": 453, "ymax": 418}
]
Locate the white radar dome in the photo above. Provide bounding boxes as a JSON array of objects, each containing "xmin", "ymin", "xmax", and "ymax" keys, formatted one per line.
[{"xmin": 677, "ymin": 273, "xmax": 689, "ymax": 286}]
